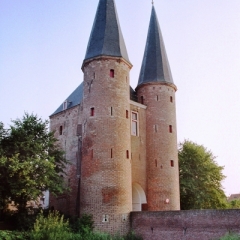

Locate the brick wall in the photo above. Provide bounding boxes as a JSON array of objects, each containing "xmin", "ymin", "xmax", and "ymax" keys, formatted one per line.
[
  {"xmin": 131, "ymin": 210, "xmax": 240, "ymax": 240},
  {"xmin": 49, "ymin": 105, "xmax": 83, "ymax": 216},
  {"xmin": 131, "ymin": 104, "xmax": 147, "ymax": 197}
]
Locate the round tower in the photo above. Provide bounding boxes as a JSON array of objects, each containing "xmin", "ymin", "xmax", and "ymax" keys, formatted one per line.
[
  {"xmin": 136, "ymin": 6, "xmax": 180, "ymax": 211},
  {"xmin": 80, "ymin": 0, "xmax": 132, "ymax": 234}
]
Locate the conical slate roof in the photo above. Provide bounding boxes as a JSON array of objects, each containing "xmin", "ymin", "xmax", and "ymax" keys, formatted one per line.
[
  {"xmin": 84, "ymin": 0, "xmax": 130, "ymax": 63},
  {"xmin": 138, "ymin": 6, "xmax": 174, "ymax": 87}
]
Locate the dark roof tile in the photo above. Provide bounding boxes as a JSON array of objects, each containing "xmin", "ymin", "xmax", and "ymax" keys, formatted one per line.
[
  {"xmin": 138, "ymin": 6, "xmax": 174, "ymax": 87},
  {"xmin": 84, "ymin": 0, "xmax": 130, "ymax": 63}
]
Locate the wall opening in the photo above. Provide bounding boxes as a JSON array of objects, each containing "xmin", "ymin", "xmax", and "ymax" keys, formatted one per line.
[
  {"xmin": 90, "ymin": 107, "xmax": 95, "ymax": 116},
  {"xmin": 132, "ymin": 183, "xmax": 147, "ymax": 211},
  {"xmin": 169, "ymin": 125, "xmax": 172, "ymax": 133},
  {"xmin": 110, "ymin": 69, "xmax": 114, "ymax": 78},
  {"xmin": 59, "ymin": 126, "xmax": 63, "ymax": 135},
  {"xmin": 141, "ymin": 96, "xmax": 144, "ymax": 104},
  {"xmin": 171, "ymin": 160, "xmax": 174, "ymax": 167},
  {"xmin": 170, "ymin": 96, "xmax": 173, "ymax": 102},
  {"xmin": 126, "ymin": 150, "xmax": 129, "ymax": 159},
  {"xmin": 131, "ymin": 112, "xmax": 139, "ymax": 136}
]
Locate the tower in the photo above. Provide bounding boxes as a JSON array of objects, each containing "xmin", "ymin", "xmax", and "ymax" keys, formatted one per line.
[
  {"xmin": 80, "ymin": 0, "xmax": 132, "ymax": 234},
  {"xmin": 136, "ymin": 6, "xmax": 180, "ymax": 211}
]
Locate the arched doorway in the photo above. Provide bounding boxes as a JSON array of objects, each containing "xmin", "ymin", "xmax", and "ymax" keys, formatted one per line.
[{"xmin": 132, "ymin": 183, "xmax": 147, "ymax": 211}]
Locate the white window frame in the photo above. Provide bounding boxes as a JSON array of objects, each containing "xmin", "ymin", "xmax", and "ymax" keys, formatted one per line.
[
  {"xmin": 63, "ymin": 100, "xmax": 68, "ymax": 110},
  {"xmin": 131, "ymin": 111, "xmax": 139, "ymax": 136}
]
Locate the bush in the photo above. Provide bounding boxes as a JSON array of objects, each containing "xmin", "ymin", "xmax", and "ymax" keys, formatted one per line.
[
  {"xmin": 70, "ymin": 214, "xmax": 94, "ymax": 235},
  {"xmin": 220, "ymin": 233, "xmax": 240, "ymax": 240},
  {"xmin": 0, "ymin": 231, "xmax": 29, "ymax": 240},
  {"xmin": 29, "ymin": 211, "xmax": 71, "ymax": 240}
]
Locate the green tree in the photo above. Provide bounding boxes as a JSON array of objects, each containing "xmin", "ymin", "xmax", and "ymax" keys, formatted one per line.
[
  {"xmin": 179, "ymin": 140, "xmax": 227, "ymax": 210},
  {"xmin": 0, "ymin": 113, "xmax": 67, "ymax": 211},
  {"xmin": 228, "ymin": 199, "xmax": 240, "ymax": 209}
]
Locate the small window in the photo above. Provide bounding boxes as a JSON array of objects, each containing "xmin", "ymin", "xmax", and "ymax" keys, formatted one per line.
[
  {"xmin": 59, "ymin": 126, "xmax": 63, "ymax": 135},
  {"xmin": 110, "ymin": 69, "xmax": 114, "ymax": 78},
  {"xmin": 126, "ymin": 150, "xmax": 129, "ymax": 159},
  {"xmin": 111, "ymin": 148, "xmax": 113, "ymax": 158},
  {"xmin": 169, "ymin": 125, "xmax": 172, "ymax": 133},
  {"xmin": 76, "ymin": 124, "xmax": 82, "ymax": 136},
  {"xmin": 171, "ymin": 160, "xmax": 174, "ymax": 167},
  {"xmin": 131, "ymin": 112, "xmax": 138, "ymax": 136},
  {"xmin": 63, "ymin": 100, "xmax": 68, "ymax": 110},
  {"xmin": 170, "ymin": 96, "xmax": 173, "ymax": 102},
  {"xmin": 157, "ymin": 95, "xmax": 159, "ymax": 101},
  {"xmin": 102, "ymin": 215, "xmax": 109, "ymax": 223},
  {"xmin": 141, "ymin": 96, "xmax": 144, "ymax": 104},
  {"xmin": 155, "ymin": 160, "xmax": 158, "ymax": 167},
  {"xmin": 90, "ymin": 107, "xmax": 94, "ymax": 116},
  {"xmin": 111, "ymin": 107, "xmax": 113, "ymax": 116},
  {"xmin": 126, "ymin": 110, "xmax": 129, "ymax": 119}
]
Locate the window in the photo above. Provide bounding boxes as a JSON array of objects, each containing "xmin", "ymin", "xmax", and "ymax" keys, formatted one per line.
[
  {"xmin": 63, "ymin": 100, "xmax": 68, "ymax": 110},
  {"xmin": 90, "ymin": 107, "xmax": 94, "ymax": 116},
  {"xmin": 170, "ymin": 96, "xmax": 173, "ymax": 102},
  {"xmin": 110, "ymin": 69, "xmax": 114, "ymax": 78},
  {"xmin": 59, "ymin": 126, "xmax": 63, "ymax": 135},
  {"xmin": 126, "ymin": 150, "xmax": 129, "ymax": 159},
  {"xmin": 111, "ymin": 148, "xmax": 113, "ymax": 158},
  {"xmin": 169, "ymin": 125, "xmax": 172, "ymax": 133},
  {"xmin": 140, "ymin": 96, "xmax": 144, "ymax": 104},
  {"xmin": 76, "ymin": 124, "xmax": 82, "ymax": 136},
  {"xmin": 111, "ymin": 107, "xmax": 113, "ymax": 116},
  {"xmin": 131, "ymin": 112, "xmax": 138, "ymax": 136},
  {"xmin": 126, "ymin": 110, "xmax": 129, "ymax": 119},
  {"xmin": 171, "ymin": 160, "xmax": 174, "ymax": 167},
  {"xmin": 102, "ymin": 215, "xmax": 109, "ymax": 223}
]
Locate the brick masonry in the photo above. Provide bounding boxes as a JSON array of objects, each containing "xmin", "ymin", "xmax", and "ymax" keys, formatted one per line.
[
  {"xmin": 49, "ymin": 58, "xmax": 181, "ymax": 234},
  {"xmin": 131, "ymin": 210, "xmax": 240, "ymax": 240},
  {"xmin": 80, "ymin": 56, "xmax": 132, "ymax": 234},
  {"xmin": 137, "ymin": 83, "xmax": 180, "ymax": 211}
]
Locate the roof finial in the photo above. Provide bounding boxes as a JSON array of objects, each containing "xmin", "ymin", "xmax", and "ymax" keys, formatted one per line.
[{"xmin": 152, "ymin": 0, "xmax": 154, "ymax": 5}]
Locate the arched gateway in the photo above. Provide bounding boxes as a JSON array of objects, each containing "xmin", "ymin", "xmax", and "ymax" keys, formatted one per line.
[{"xmin": 132, "ymin": 183, "xmax": 147, "ymax": 211}]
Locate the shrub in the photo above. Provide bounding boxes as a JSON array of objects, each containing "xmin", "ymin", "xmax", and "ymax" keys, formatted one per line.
[
  {"xmin": 70, "ymin": 214, "xmax": 94, "ymax": 235},
  {"xmin": 219, "ymin": 233, "xmax": 240, "ymax": 240},
  {"xmin": 0, "ymin": 230, "xmax": 29, "ymax": 240},
  {"xmin": 124, "ymin": 231, "xmax": 143, "ymax": 240},
  {"xmin": 29, "ymin": 211, "xmax": 71, "ymax": 240}
]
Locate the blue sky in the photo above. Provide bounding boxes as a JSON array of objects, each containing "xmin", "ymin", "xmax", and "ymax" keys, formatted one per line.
[{"xmin": 0, "ymin": 0, "xmax": 240, "ymax": 196}]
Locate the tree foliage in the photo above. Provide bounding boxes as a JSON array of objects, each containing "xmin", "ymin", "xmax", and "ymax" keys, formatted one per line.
[
  {"xmin": 0, "ymin": 113, "xmax": 67, "ymax": 211},
  {"xmin": 228, "ymin": 199, "xmax": 240, "ymax": 209},
  {"xmin": 179, "ymin": 140, "xmax": 227, "ymax": 210}
]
